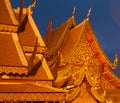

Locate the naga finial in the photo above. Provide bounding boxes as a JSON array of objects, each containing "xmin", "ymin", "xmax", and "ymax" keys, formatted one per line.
[
  {"xmin": 72, "ymin": 5, "xmax": 76, "ymax": 16},
  {"xmin": 31, "ymin": 0, "xmax": 37, "ymax": 8},
  {"xmin": 112, "ymin": 53, "xmax": 119, "ymax": 69},
  {"xmin": 87, "ymin": 7, "xmax": 92, "ymax": 18},
  {"xmin": 28, "ymin": 0, "xmax": 37, "ymax": 14}
]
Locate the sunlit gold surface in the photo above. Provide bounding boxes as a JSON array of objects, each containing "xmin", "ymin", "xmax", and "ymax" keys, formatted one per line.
[{"xmin": 0, "ymin": 0, "xmax": 120, "ymax": 103}]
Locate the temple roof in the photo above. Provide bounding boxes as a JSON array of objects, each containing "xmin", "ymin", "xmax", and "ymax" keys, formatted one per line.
[
  {"xmin": 13, "ymin": 7, "xmax": 53, "ymax": 80},
  {"xmin": 0, "ymin": 0, "xmax": 120, "ymax": 102},
  {"xmin": 14, "ymin": 8, "xmax": 46, "ymax": 53},
  {"xmin": 0, "ymin": 0, "xmax": 18, "ymax": 32},
  {"xmin": 46, "ymin": 16, "xmax": 76, "ymax": 50},
  {"xmin": 0, "ymin": 0, "xmax": 51, "ymax": 78},
  {"xmin": 45, "ymin": 16, "xmax": 76, "ymax": 62},
  {"xmin": 0, "ymin": 0, "xmax": 18, "ymax": 25},
  {"xmin": 81, "ymin": 18, "xmax": 120, "ymax": 87},
  {"xmin": 0, "ymin": 32, "xmax": 28, "ymax": 75},
  {"xmin": 54, "ymin": 17, "xmax": 118, "ymax": 69},
  {"xmin": 0, "ymin": 0, "xmax": 29, "ymax": 75},
  {"xmin": 0, "ymin": 81, "xmax": 67, "ymax": 93},
  {"xmin": 60, "ymin": 19, "xmax": 85, "ymax": 60},
  {"xmin": 83, "ymin": 18, "xmax": 115, "ymax": 67},
  {"xmin": 45, "ymin": 15, "xmax": 120, "ymax": 91}
]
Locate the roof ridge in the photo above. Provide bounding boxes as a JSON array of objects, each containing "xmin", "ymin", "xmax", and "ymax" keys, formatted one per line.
[{"xmin": 86, "ymin": 18, "xmax": 117, "ymax": 69}]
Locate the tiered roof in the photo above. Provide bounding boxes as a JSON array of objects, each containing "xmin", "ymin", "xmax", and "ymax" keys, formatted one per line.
[
  {"xmin": 0, "ymin": 0, "xmax": 120, "ymax": 102},
  {"xmin": 14, "ymin": 7, "xmax": 46, "ymax": 53},
  {"xmin": 45, "ymin": 9, "xmax": 120, "ymax": 102},
  {"xmin": 0, "ymin": 0, "xmax": 28, "ymax": 75},
  {"xmin": 0, "ymin": 0, "xmax": 54, "ymax": 81},
  {"xmin": 56, "ymin": 17, "xmax": 120, "ymax": 87},
  {"xmin": 0, "ymin": 0, "xmax": 68, "ymax": 102}
]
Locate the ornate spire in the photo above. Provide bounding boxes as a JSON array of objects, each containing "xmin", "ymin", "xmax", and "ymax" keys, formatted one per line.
[
  {"xmin": 72, "ymin": 5, "xmax": 76, "ymax": 16},
  {"xmin": 87, "ymin": 7, "xmax": 92, "ymax": 18}
]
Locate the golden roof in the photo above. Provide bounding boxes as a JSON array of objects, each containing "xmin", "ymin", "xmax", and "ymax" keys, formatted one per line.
[
  {"xmin": 0, "ymin": 0, "xmax": 18, "ymax": 25},
  {"xmin": 0, "ymin": 0, "xmax": 53, "ymax": 80},
  {"xmin": 45, "ymin": 16, "xmax": 76, "ymax": 50},
  {"xmin": 53, "ymin": 17, "xmax": 119, "ymax": 70},
  {"xmin": 0, "ymin": 32, "xmax": 28, "ymax": 75},
  {"xmin": 0, "ymin": 0, "xmax": 18, "ymax": 32},
  {"xmin": 47, "ymin": 15, "xmax": 120, "ymax": 102},
  {"xmin": 60, "ymin": 19, "xmax": 85, "ymax": 61},
  {"xmin": 1, "ymin": 0, "xmax": 120, "ymax": 102},
  {"xmin": 14, "ymin": 8, "xmax": 46, "ymax": 53}
]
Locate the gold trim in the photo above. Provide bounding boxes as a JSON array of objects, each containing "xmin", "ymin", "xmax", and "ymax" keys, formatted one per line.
[
  {"xmin": 91, "ymin": 87, "xmax": 106, "ymax": 102},
  {"xmin": 0, "ymin": 66, "xmax": 28, "ymax": 75},
  {"xmin": 12, "ymin": 33, "xmax": 28, "ymax": 66},
  {"xmin": 14, "ymin": 8, "xmax": 27, "ymax": 14},
  {"xmin": 5, "ymin": 0, "xmax": 18, "ymax": 25},
  {"xmin": 27, "ymin": 12, "xmax": 46, "ymax": 47},
  {"xmin": 0, "ymin": 24, "xmax": 18, "ymax": 33},
  {"xmin": 66, "ymin": 86, "xmax": 80, "ymax": 101},
  {"xmin": 61, "ymin": 19, "xmax": 87, "ymax": 65},
  {"xmin": 104, "ymin": 67, "xmax": 120, "ymax": 86},
  {"xmin": 73, "ymin": 67, "xmax": 85, "ymax": 86},
  {"xmin": 86, "ymin": 19, "xmax": 116, "ymax": 69},
  {"xmin": 37, "ymin": 54, "xmax": 54, "ymax": 80}
]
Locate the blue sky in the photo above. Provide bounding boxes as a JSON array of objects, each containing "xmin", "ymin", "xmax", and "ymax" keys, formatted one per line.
[{"xmin": 11, "ymin": 0, "xmax": 120, "ymax": 76}]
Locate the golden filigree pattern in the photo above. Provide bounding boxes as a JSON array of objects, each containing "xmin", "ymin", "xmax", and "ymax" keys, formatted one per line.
[{"xmin": 63, "ymin": 35, "xmax": 114, "ymax": 102}]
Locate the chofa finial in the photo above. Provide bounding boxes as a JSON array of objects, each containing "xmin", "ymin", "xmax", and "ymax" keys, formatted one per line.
[
  {"xmin": 72, "ymin": 5, "xmax": 76, "ymax": 16},
  {"xmin": 28, "ymin": 0, "xmax": 37, "ymax": 14},
  {"xmin": 112, "ymin": 53, "xmax": 119, "ymax": 69},
  {"xmin": 87, "ymin": 7, "xmax": 92, "ymax": 18},
  {"xmin": 31, "ymin": 0, "xmax": 37, "ymax": 8}
]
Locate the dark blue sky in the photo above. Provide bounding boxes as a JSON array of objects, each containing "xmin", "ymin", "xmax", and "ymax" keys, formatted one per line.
[{"xmin": 11, "ymin": 0, "xmax": 120, "ymax": 76}]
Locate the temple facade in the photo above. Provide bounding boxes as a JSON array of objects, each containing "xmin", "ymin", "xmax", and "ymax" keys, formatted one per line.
[{"xmin": 0, "ymin": 0, "xmax": 120, "ymax": 103}]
